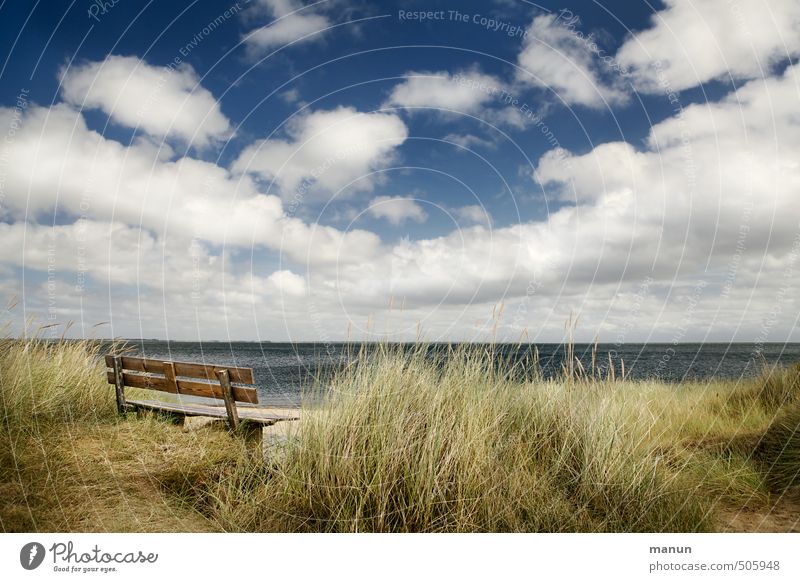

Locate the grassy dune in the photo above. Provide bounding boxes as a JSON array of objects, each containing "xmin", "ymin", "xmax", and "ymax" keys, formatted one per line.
[{"xmin": 1, "ymin": 338, "xmax": 799, "ymax": 532}]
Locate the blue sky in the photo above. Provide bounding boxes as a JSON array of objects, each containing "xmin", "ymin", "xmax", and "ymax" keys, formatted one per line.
[{"xmin": 1, "ymin": 0, "xmax": 799, "ymax": 342}]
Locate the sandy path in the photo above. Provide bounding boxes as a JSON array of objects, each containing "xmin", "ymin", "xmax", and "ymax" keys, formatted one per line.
[{"xmin": 719, "ymin": 487, "xmax": 800, "ymax": 532}]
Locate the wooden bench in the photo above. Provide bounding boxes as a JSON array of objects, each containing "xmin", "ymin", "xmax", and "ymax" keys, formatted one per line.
[{"xmin": 105, "ymin": 355, "xmax": 299, "ymax": 442}]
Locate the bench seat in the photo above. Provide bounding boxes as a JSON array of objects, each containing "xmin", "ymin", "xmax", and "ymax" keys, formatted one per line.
[{"xmin": 126, "ymin": 398, "xmax": 300, "ymax": 425}]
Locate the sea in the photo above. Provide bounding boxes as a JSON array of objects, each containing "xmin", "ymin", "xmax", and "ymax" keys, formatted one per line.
[{"xmin": 110, "ymin": 341, "xmax": 800, "ymax": 407}]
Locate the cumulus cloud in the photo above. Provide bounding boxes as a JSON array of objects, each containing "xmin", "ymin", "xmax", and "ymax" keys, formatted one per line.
[
  {"xmin": 0, "ymin": 218, "xmax": 320, "ymax": 341},
  {"xmin": 60, "ymin": 56, "xmax": 231, "ymax": 148},
  {"xmin": 321, "ymin": 63, "xmax": 800, "ymax": 341},
  {"xmin": 387, "ymin": 70, "xmax": 506, "ymax": 115},
  {"xmin": 517, "ymin": 14, "xmax": 628, "ymax": 108},
  {"xmin": 368, "ymin": 196, "xmax": 428, "ymax": 225},
  {"xmin": 0, "ymin": 100, "xmax": 386, "ymax": 273},
  {"xmin": 616, "ymin": 0, "xmax": 800, "ymax": 92},
  {"xmin": 232, "ymin": 106, "xmax": 408, "ymax": 199},
  {"xmin": 0, "ymin": 220, "xmax": 222, "ymax": 291},
  {"xmin": 266, "ymin": 269, "xmax": 307, "ymax": 296},
  {"xmin": 452, "ymin": 204, "xmax": 492, "ymax": 226},
  {"xmin": 243, "ymin": 0, "xmax": 331, "ymax": 52},
  {"xmin": 0, "ymin": 103, "xmax": 277, "ymax": 247},
  {"xmin": 532, "ymin": 62, "xmax": 800, "ymax": 282}
]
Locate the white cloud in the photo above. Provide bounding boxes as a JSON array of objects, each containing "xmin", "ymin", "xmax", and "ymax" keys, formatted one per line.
[
  {"xmin": 0, "ymin": 101, "xmax": 385, "ymax": 270},
  {"xmin": 232, "ymin": 106, "xmax": 408, "ymax": 199},
  {"xmin": 444, "ymin": 133, "xmax": 497, "ymax": 150},
  {"xmin": 60, "ymin": 56, "xmax": 231, "ymax": 148},
  {"xmin": 266, "ymin": 269, "xmax": 307, "ymax": 296},
  {"xmin": 316, "ymin": 64, "xmax": 800, "ymax": 340},
  {"xmin": 0, "ymin": 218, "xmax": 322, "ymax": 341},
  {"xmin": 532, "ymin": 62, "xmax": 800, "ymax": 280},
  {"xmin": 368, "ymin": 196, "xmax": 428, "ymax": 225},
  {"xmin": 386, "ymin": 70, "xmax": 507, "ymax": 115},
  {"xmin": 517, "ymin": 15, "xmax": 628, "ymax": 108},
  {"xmin": 0, "ymin": 220, "xmax": 223, "ymax": 291},
  {"xmin": 243, "ymin": 0, "xmax": 331, "ymax": 52},
  {"xmin": 0, "ymin": 103, "xmax": 277, "ymax": 247},
  {"xmin": 452, "ymin": 205, "xmax": 492, "ymax": 226},
  {"xmin": 616, "ymin": 0, "xmax": 800, "ymax": 92},
  {"xmin": 386, "ymin": 70, "xmax": 530, "ymax": 130}
]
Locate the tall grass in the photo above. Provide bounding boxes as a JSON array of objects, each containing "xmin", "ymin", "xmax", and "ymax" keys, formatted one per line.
[
  {"xmin": 213, "ymin": 344, "xmax": 797, "ymax": 532},
  {"xmin": 728, "ymin": 363, "xmax": 800, "ymax": 411},
  {"xmin": 3, "ymin": 336, "xmax": 799, "ymax": 532},
  {"xmin": 0, "ymin": 337, "xmax": 115, "ymax": 428},
  {"xmin": 0, "ymin": 336, "xmax": 240, "ymax": 532},
  {"xmin": 756, "ymin": 404, "xmax": 800, "ymax": 492}
]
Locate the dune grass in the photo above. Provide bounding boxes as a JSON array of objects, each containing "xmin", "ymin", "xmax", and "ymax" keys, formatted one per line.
[
  {"xmin": 1, "ymin": 337, "xmax": 799, "ymax": 532},
  {"xmin": 210, "ymin": 346, "xmax": 799, "ymax": 532},
  {"xmin": 756, "ymin": 404, "xmax": 800, "ymax": 493},
  {"xmin": 0, "ymin": 337, "xmax": 246, "ymax": 532}
]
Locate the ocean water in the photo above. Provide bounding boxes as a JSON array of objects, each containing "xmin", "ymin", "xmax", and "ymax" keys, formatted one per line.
[{"xmin": 111, "ymin": 341, "xmax": 800, "ymax": 406}]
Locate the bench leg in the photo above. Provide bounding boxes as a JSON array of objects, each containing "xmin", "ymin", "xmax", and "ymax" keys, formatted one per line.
[
  {"xmin": 112, "ymin": 355, "xmax": 127, "ymax": 416},
  {"xmin": 216, "ymin": 369, "xmax": 240, "ymax": 431}
]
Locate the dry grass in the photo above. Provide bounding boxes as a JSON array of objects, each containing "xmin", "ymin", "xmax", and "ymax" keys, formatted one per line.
[
  {"xmin": 201, "ymin": 345, "xmax": 800, "ymax": 532},
  {"xmin": 756, "ymin": 403, "xmax": 800, "ymax": 492},
  {"xmin": 2, "ymin": 338, "xmax": 799, "ymax": 532},
  {"xmin": 0, "ymin": 336, "xmax": 244, "ymax": 532}
]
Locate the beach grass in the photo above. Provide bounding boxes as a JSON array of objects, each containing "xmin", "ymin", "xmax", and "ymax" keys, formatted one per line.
[
  {"xmin": 1, "ymin": 337, "xmax": 799, "ymax": 532},
  {"xmin": 0, "ymin": 336, "xmax": 246, "ymax": 531}
]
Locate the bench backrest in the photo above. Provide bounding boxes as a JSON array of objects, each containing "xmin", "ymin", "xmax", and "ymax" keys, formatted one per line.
[{"xmin": 105, "ymin": 355, "xmax": 258, "ymax": 404}]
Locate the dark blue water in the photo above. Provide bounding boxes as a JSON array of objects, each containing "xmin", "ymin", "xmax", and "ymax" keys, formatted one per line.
[{"xmin": 110, "ymin": 341, "xmax": 800, "ymax": 406}]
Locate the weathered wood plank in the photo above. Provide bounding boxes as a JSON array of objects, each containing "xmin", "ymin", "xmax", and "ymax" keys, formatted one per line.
[
  {"xmin": 126, "ymin": 398, "xmax": 300, "ymax": 425},
  {"xmin": 104, "ymin": 355, "xmax": 254, "ymax": 384},
  {"xmin": 164, "ymin": 361, "xmax": 178, "ymax": 394},
  {"xmin": 217, "ymin": 369, "xmax": 239, "ymax": 431},
  {"xmin": 105, "ymin": 370, "xmax": 258, "ymax": 403},
  {"xmin": 112, "ymin": 355, "xmax": 126, "ymax": 415}
]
